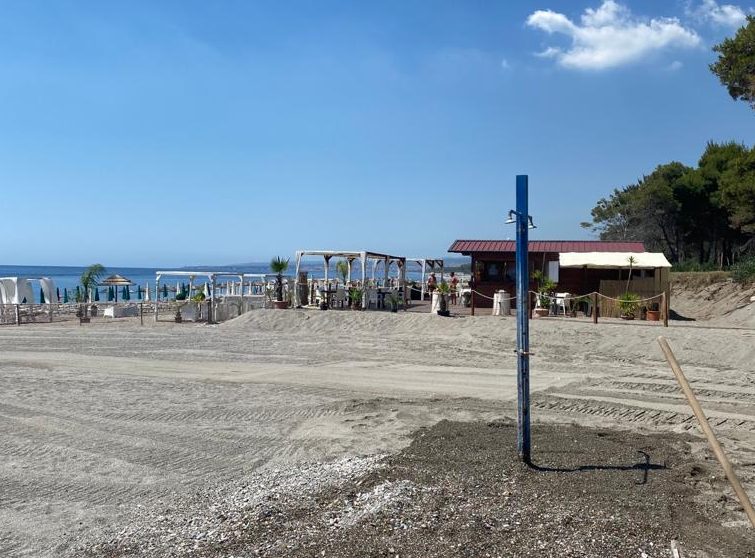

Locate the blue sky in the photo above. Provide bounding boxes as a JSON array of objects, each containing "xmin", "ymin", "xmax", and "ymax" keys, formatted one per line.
[{"xmin": 0, "ymin": 0, "xmax": 752, "ymax": 267}]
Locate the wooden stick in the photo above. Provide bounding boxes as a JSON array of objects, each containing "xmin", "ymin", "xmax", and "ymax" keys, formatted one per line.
[
  {"xmin": 657, "ymin": 336, "xmax": 755, "ymax": 528},
  {"xmin": 592, "ymin": 292, "xmax": 598, "ymax": 324},
  {"xmin": 662, "ymin": 291, "xmax": 669, "ymax": 328}
]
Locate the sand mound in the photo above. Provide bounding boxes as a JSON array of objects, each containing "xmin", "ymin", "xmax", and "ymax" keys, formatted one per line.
[{"xmin": 672, "ymin": 275, "xmax": 755, "ymax": 327}]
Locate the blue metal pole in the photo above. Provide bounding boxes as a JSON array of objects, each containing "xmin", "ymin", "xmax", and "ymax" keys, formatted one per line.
[{"xmin": 515, "ymin": 174, "xmax": 531, "ymax": 463}]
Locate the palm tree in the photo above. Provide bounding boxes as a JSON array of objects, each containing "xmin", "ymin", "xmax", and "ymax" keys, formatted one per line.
[
  {"xmin": 79, "ymin": 264, "xmax": 105, "ymax": 318},
  {"xmin": 625, "ymin": 256, "xmax": 637, "ymax": 294},
  {"xmin": 270, "ymin": 257, "xmax": 289, "ymax": 302}
]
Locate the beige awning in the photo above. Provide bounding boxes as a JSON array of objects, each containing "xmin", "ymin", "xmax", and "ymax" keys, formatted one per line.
[{"xmin": 559, "ymin": 252, "xmax": 671, "ymax": 269}]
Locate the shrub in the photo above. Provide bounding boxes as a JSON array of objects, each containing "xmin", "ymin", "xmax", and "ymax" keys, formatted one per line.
[{"xmin": 731, "ymin": 255, "xmax": 755, "ymax": 284}]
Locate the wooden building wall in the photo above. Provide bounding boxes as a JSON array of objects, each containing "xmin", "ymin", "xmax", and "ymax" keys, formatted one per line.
[{"xmin": 469, "ymin": 252, "xmax": 670, "ymax": 310}]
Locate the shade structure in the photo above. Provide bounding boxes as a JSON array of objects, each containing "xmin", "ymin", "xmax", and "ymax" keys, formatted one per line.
[
  {"xmin": 100, "ymin": 274, "xmax": 133, "ymax": 303},
  {"xmin": 559, "ymin": 252, "xmax": 672, "ymax": 269}
]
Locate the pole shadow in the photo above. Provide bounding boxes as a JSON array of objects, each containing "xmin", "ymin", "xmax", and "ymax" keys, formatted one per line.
[{"xmin": 526, "ymin": 451, "xmax": 666, "ymax": 485}]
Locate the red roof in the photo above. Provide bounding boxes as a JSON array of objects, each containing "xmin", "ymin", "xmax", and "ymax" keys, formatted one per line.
[{"xmin": 448, "ymin": 240, "xmax": 646, "ymax": 254}]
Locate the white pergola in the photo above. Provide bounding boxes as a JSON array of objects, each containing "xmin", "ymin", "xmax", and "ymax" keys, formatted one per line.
[
  {"xmin": 406, "ymin": 258, "xmax": 444, "ymax": 300},
  {"xmin": 294, "ymin": 250, "xmax": 407, "ymax": 308},
  {"xmin": 155, "ymin": 271, "xmax": 273, "ymax": 321}
]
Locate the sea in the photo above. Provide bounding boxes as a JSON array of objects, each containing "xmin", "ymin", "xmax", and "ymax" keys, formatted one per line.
[{"xmin": 0, "ymin": 263, "xmax": 445, "ymax": 303}]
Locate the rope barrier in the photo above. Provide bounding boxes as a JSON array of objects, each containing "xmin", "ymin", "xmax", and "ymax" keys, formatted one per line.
[{"xmin": 528, "ymin": 290, "xmax": 662, "ymax": 305}]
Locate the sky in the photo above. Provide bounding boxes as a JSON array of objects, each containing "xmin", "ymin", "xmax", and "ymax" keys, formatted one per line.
[{"xmin": 0, "ymin": 0, "xmax": 752, "ymax": 267}]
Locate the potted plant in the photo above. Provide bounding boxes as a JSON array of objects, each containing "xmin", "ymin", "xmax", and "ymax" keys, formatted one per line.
[
  {"xmin": 436, "ymin": 281, "xmax": 451, "ymax": 317},
  {"xmin": 349, "ymin": 287, "xmax": 363, "ymax": 310},
  {"xmin": 78, "ymin": 263, "xmax": 105, "ymax": 324},
  {"xmin": 532, "ymin": 271, "xmax": 556, "ymax": 317},
  {"xmin": 387, "ymin": 292, "xmax": 400, "ymax": 313},
  {"xmin": 646, "ymin": 302, "xmax": 660, "ymax": 321},
  {"xmin": 270, "ymin": 256, "xmax": 290, "ymax": 309},
  {"xmin": 618, "ymin": 292, "xmax": 641, "ymax": 320}
]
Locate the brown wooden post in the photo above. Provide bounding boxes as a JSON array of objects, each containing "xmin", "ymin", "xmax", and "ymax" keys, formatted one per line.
[
  {"xmin": 49, "ymin": 304, "xmax": 53, "ymax": 323},
  {"xmin": 15, "ymin": 304, "xmax": 20, "ymax": 326},
  {"xmin": 592, "ymin": 292, "xmax": 598, "ymax": 324},
  {"xmin": 662, "ymin": 291, "xmax": 669, "ymax": 328},
  {"xmin": 470, "ymin": 288, "xmax": 475, "ymax": 316},
  {"xmin": 140, "ymin": 303, "xmax": 144, "ymax": 326}
]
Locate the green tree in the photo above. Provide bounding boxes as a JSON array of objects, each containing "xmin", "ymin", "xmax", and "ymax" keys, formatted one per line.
[
  {"xmin": 720, "ymin": 145, "xmax": 755, "ymax": 234},
  {"xmin": 710, "ymin": 16, "xmax": 755, "ymax": 110},
  {"xmin": 80, "ymin": 264, "xmax": 105, "ymax": 303}
]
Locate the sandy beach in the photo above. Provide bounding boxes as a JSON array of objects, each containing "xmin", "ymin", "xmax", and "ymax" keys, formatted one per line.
[{"xmin": 1, "ymin": 309, "xmax": 754, "ymax": 556}]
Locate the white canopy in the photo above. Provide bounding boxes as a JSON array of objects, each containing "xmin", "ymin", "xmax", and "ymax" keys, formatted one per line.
[
  {"xmin": 559, "ymin": 252, "xmax": 672, "ymax": 269},
  {"xmin": 0, "ymin": 277, "xmax": 55, "ymax": 304}
]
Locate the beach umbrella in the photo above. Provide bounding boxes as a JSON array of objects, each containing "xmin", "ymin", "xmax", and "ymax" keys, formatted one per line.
[
  {"xmin": 94, "ymin": 288, "xmax": 100, "ymax": 301},
  {"xmin": 56, "ymin": 287, "xmax": 61, "ymax": 302},
  {"xmin": 163, "ymin": 284, "xmax": 168, "ymax": 298},
  {"xmin": 75, "ymin": 286, "xmax": 81, "ymax": 302},
  {"xmin": 204, "ymin": 282, "xmax": 210, "ymax": 298},
  {"xmin": 144, "ymin": 284, "xmax": 150, "ymax": 302},
  {"xmin": 63, "ymin": 288, "xmax": 69, "ymax": 303},
  {"xmin": 126, "ymin": 286, "xmax": 131, "ymax": 301},
  {"xmin": 176, "ymin": 282, "xmax": 181, "ymax": 299},
  {"xmin": 39, "ymin": 288, "xmax": 45, "ymax": 304},
  {"xmin": 108, "ymin": 286, "xmax": 114, "ymax": 301},
  {"xmin": 137, "ymin": 285, "xmax": 142, "ymax": 300}
]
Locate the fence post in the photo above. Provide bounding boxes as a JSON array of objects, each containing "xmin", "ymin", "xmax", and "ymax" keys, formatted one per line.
[
  {"xmin": 49, "ymin": 304, "xmax": 53, "ymax": 323},
  {"xmin": 662, "ymin": 291, "xmax": 669, "ymax": 328},
  {"xmin": 592, "ymin": 292, "xmax": 598, "ymax": 324},
  {"xmin": 15, "ymin": 304, "xmax": 20, "ymax": 326},
  {"xmin": 471, "ymin": 289, "xmax": 475, "ymax": 316},
  {"xmin": 140, "ymin": 303, "xmax": 144, "ymax": 326}
]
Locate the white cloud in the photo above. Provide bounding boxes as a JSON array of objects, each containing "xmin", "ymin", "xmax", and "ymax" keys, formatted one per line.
[
  {"xmin": 668, "ymin": 60, "xmax": 684, "ymax": 71},
  {"xmin": 686, "ymin": 0, "xmax": 751, "ymax": 28},
  {"xmin": 501, "ymin": 58, "xmax": 511, "ymax": 70},
  {"xmin": 526, "ymin": 0, "xmax": 701, "ymax": 70}
]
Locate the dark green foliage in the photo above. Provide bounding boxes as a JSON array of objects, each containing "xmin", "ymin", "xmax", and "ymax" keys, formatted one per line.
[
  {"xmin": 270, "ymin": 256, "xmax": 290, "ymax": 302},
  {"xmin": 80, "ymin": 264, "xmax": 105, "ymax": 303},
  {"xmin": 583, "ymin": 142, "xmax": 754, "ymax": 267},
  {"xmin": 730, "ymin": 255, "xmax": 755, "ymax": 284},
  {"xmin": 710, "ymin": 16, "xmax": 755, "ymax": 110}
]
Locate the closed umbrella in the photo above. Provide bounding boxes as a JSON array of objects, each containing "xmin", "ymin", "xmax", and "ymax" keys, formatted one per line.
[
  {"xmin": 75, "ymin": 286, "xmax": 81, "ymax": 302},
  {"xmin": 144, "ymin": 284, "xmax": 150, "ymax": 301},
  {"xmin": 63, "ymin": 288, "xmax": 69, "ymax": 303},
  {"xmin": 176, "ymin": 282, "xmax": 181, "ymax": 300},
  {"xmin": 204, "ymin": 282, "xmax": 211, "ymax": 298},
  {"xmin": 94, "ymin": 288, "xmax": 100, "ymax": 301},
  {"xmin": 39, "ymin": 288, "xmax": 45, "ymax": 304},
  {"xmin": 162, "ymin": 284, "xmax": 168, "ymax": 299},
  {"xmin": 56, "ymin": 287, "xmax": 61, "ymax": 302},
  {"xmin": 108, "ymin": 286, "xmax": 114, "ymax": 301},
  {"xmin": 137, "ymin": 285, "xmax": 142, "ymax": 300}
]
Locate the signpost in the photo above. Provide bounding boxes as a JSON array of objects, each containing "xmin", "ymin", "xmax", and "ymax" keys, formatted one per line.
[{"xmin": 506, "ymin": 175, "xmax": 534, "ymax": 463}]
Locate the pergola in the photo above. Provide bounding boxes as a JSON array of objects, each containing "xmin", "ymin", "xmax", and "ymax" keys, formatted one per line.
[
  {"xmin": 406, "ymin": 258, "xmax": 444, "ymax": 300},
  {"xmin": 294, "ymin": 250, "xmax": 407, "ymax": 308}
]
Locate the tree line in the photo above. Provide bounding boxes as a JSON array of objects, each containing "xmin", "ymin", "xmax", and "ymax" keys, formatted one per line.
[{"xmin": 582, "ymin": 17, "xmax": 754, "ymax": 269}]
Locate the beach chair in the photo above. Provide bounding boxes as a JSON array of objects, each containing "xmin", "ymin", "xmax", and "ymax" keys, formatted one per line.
[
  {"xmin": 555, "ymin": 292, "xmax": 571, "ymax": 316},
  {"xmin": 333, "ymin": 287, "xmax": 346, "ymax": 308},
  {"xmin": 365, "ymin": 288, "xmax": 378, "ymax": 309}
]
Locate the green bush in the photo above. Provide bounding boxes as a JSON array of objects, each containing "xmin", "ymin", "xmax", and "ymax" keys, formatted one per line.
[
  {"xmin": 671, "ymin": 261, "xmax": 721, "ymax": 272},
  {"xmin": 731, "ymin": 255, "xmax": 755, "ymax": 284}
]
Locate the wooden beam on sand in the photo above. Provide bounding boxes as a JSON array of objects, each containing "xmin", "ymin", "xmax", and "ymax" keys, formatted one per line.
[{"xmin": 657, "ymin": 336, "xmax": 755, "ymax": 528}]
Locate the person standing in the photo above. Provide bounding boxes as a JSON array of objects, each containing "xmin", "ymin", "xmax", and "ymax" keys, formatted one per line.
[
  {"xmin": 449, "ymin": 272, "xmax": 459, "ymax": 305},
  {"xmin": 427, "ymin": 272, "xmax": 437, "ymax": 300}
]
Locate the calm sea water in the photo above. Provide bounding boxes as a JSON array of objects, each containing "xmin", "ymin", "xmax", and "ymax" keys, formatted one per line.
[{"xmin": 0, "ymin": 263, "xmax": 435, "ymax": 302}]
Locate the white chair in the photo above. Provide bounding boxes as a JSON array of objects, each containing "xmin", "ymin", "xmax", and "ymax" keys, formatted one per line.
[
  {"xmin": 333, "ymin": 287, "xmax": 346, "ymax": 308},
  {"xmin": 365, "ymin": 288, "xmax": 378, "ymax": 309},
  {"xmin": 554, "ymin": 292, "xmax": 571, "ymax": 316}
]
